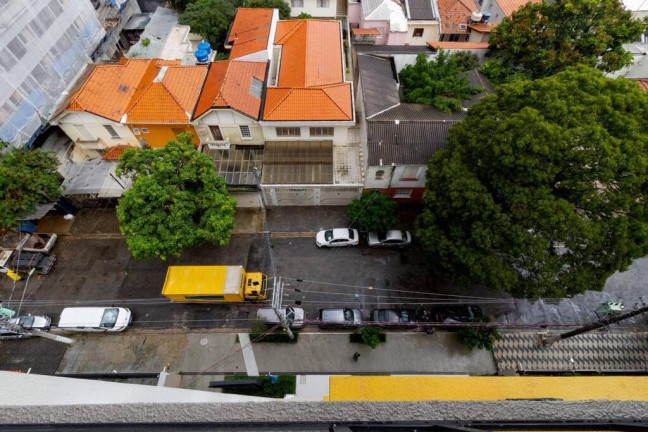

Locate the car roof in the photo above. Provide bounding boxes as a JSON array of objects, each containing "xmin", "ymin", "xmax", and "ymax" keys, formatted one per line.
[
  {"xmin": 331, "ymin": 228, "xmax": 351, "ymax": 238},
  {"xmin": 384, "ymin": 230, "xmax": 405, "ymax": 240}
]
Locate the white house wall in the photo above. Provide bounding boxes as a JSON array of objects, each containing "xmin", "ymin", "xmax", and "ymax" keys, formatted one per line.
[
  {"xmin": 288, "ymin": 0, "xmax": 338, "ymax": 17},
  {"xmin": 58, "ymin": 112, "xmax": 139, "ymax": 147},
  {"xmin": 405, "ymin": 22, "xmax": 440, "ymax": 45},
  {"xmin": 261, "ymin": 125, "xmax": 349, "ymax": 145},
  {"xmin": 365, "ymin": 165, "xmax": 394, "ymax": 189},
  {"xmin": 196, "ymin": 109, "xmax": 265, "ymax": 145}
]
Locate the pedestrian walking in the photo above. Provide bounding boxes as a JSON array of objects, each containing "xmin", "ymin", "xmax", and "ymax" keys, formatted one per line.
[{"xmin": 353, "ymin": 352, "xmax": 361, "ymax": 362}]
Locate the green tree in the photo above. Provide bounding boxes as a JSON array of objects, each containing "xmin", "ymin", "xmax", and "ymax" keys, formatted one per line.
[
  {"xmin": 116, "ymin": 134, "xmax": 236, "ymax": 260},
  {"xmin": 179, "ymin": 0, "xmax": 237, "ymax": 46},
  {"xmin": 244, "ymin": 0, "xmax": 291, "ymax": 19},
  {"xmin": 416, "ymin": 66, "xmax": 648, "ymax": 299},
  {"xmin": 457, "ymin": 316, "xmax": 502, "ymax": 352},
  {"xmin": 487, "ymin": 0, "xmax": 643, "ymax": 80},
  {"xmin": 348, "ymin": 191, "xmax": 399, "ymax": 233},
  {"xmin": 0, "ymin": 143, "xmax": 61, "ymax": 232},
  {"xmin": 168, "ymin": 0, "xmax": 196, "ymax": 11},
  {"xmin": 358, "ymin": 326, "xmax": 384, "ymax": 349},
  {"xmin": 398, "ymin": 51, "xmax": 483, "ymax": 113},
  {"xmin": 296, "ymin": 12, "xmax": 313, "ymax": 18}
]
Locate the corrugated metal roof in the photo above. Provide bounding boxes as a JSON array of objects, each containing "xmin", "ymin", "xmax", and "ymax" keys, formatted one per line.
[
  {"xmin": 354, "ymin": 45, "xmax": 433, "ymax": 54},
  {"xmin": 406, "ymin": 0, "xmax": 437, "ymax": 20},
  {"xmin": 262, "ymin": 141, "xmax": 333, "ymax": 184},
  {"xmin": 358, "ymin": 55, "xmax": 400, "ymax": 118},
  {"xmin": 367, "ymin": 120, "xmax": 456, "ymax": 165},
  {"xmin": 371, "ymin": 103, "xmax": 467, "ymax": 121}
]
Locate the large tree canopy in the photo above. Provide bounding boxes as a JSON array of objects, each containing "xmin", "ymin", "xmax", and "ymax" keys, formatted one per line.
[
  {"xmin": 348, "ymin": 192, "xmax": 399, "ymax": 233},
  {"xmin": 178, "ymin": 0, "xmax": 236, "ymax": 47},
  {"xmin": 416, "ymin": 67, "xmax": 648, "ymax": 299},
  {"xmin": 116, "ymin": 134, "xmax": 236, "ymax": 260},
  {"xmin": 245, "ymin": 0, "xmax": 291, "ymax": 19},
  {"xmin": 399, "ymin": 52, "xmax": 482, "ymax": 113},
  {"xmin": 486, "ymin": 0, "xmax": 643, "ymax": 81},
  {"xmin": 0, "ymin": 143, "xmax": 61, "ymax": 232}
]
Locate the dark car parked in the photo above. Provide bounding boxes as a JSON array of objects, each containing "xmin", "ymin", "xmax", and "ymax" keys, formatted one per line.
[
  {"xmin": 371, "ymin": 309, "xmax": 415, "ymax": 327},
  {"xmin": 415, "ymin": 305, "xmax": 483, "ymax": 325}
]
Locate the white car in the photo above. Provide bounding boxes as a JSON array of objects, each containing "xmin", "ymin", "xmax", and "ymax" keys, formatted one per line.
[
  {"xmin": 257, "ymin": 307, "xmax": 305, "ymax": 329},
  {"xmin": 0, "ymin": 315, "xmax": 51, "ymax": 340},
  {"xmin": 315, "ymin": 228, "xmax": 359, "ymax": 248},
  {"xmin": 57, "ymin": 307, "xmax": 132, "ymax": 333},
  {"xmin": 367, "ymin": 230, "xmax": 412, "ymax": 248}
]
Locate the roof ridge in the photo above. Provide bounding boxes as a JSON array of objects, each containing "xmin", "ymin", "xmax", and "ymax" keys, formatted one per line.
[
  {"xmin": 161, "ymin": 78, "xmax": 193, "ymax": 119},
  {"xmin": 276, "ymin": 20, "xmax": 304, "ymax": 44},
  {"xmin": 213, "ymin": 61, "xmax": 233, "ymax": 108},
  {"xmin": 264, "ymin": 88, "xmax": 294, "ymax": 117},
  {"xmin": 321, "ymin": 85, "xmax": 350, "ymax": 118}
]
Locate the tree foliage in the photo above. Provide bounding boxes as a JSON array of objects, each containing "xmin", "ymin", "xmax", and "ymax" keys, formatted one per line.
[
  {"xmin": 487, "ymin": 0, "xmax": 643, "ymax": 80},
  {"xmin": 296, "ymin": 12, "xmax": 313, "ymax": 18},
  {"xmin": 168, "ymin": 0, "xmax": 196, "ymax": 11},
  {"xmin": 179, "ymin": 0, "xmax": 237, "ymax": 46},
  {"xmin": 398, "ymin": 52, "xmax": 483, "ymax": 113},
  {"xmin": 116, "ymin": 134, "xmax": 236, "ymax": 260},
  {"xmin": 358, "ymin": 326, "xmax": 384, "ymax": 349},
  {"xmin": 0, "ymin": 143, "xmax": 61, "ymax": 232},
  {"xmin": 245, "ymin": 0, "xmax": 291, "ymax": 19},
  {"xmin": 457, "ymin": 316, "xmax": 502, "ymax": 352},
  {"xmin": 416, "ymin": 66, "xmax": 648, "ymax": 299},
  {"xmin": 348, "ymin": 191, "xmax": 399, "ymax": 233}
]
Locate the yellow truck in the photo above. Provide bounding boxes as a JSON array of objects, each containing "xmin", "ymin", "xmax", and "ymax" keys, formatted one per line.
[{"xmin": 161, "ymin": 266, "xmax": 268, "ymax": 303}]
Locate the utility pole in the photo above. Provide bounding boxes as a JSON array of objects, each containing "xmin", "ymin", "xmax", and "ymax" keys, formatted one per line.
[
  {"xmin": 541, "ymin": 304, "xmax": 648, "ymax": 346},
  {"xmin": 1, "ymin": 321, "xmax": 75, "ymax": 345},
  {"xmin": 271, "ymin": 276, "xmax": 294, "ymax": 340}
]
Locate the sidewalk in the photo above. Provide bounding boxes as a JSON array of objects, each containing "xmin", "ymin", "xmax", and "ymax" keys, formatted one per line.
[{"xmin": 57, "ymin": 330, "xmax": 497, "ymax": 390}]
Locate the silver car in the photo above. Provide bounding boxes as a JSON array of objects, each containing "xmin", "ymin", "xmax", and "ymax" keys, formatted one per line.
[
  {"xmin": 0, "ymin": 315, "xmax": 51, "ymax": 340},
  {"xmin": 367, "ymin": 230, "xmax": 412, "ymax": 248},
  {"xmin": 318, "ymin": 308, "xmax": 362, "ymax": 328},
  {"xmin": 257, "ymin": 307, "xmax": 305, "ymax": 329}
]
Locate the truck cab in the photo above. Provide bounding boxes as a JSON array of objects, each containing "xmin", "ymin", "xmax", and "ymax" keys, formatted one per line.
[{"xmin": 244, "ymin": 272, "xmax": 268, "ymax": 300}]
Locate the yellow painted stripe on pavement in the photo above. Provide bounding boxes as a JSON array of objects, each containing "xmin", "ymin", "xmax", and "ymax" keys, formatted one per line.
[{"xmin": 328, "ymin": 376, "xmax": 648, "ymax": 401}]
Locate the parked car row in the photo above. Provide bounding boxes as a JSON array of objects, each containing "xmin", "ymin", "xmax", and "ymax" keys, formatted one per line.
[
  {"xmin": 315, "ymin": 229, "xmax": 412, "ymax": 248},
  {"xmin": 0, "ymin": 307, "xmax": 133, "ymax": 340},
  {"xmin": 255, "ymin": 306, "xmax": 484, "ymax": 331}
]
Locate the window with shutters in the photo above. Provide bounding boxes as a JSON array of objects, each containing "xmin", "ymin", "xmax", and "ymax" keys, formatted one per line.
[
  {"xmin": 276, "ymin": 127, "xmax": 300, "ymax": 137},
  {"xmin": 209, "ymin": 126, "xmax": 224, "ymax": 140},
  {"xmin": 103, "ymin": 125, "xmax": 120, "ymax": 138},
  {"xmin": 310, "ymin": 127, "xmax": 334, "ymax": 137},
  {"xmin": 239, "ymin": 125, "xmax": 252, "ymax": 139}
]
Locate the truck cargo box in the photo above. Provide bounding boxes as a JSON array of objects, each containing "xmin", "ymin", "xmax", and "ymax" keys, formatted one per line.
[{"xmin": 162, "ymin": 266, "xmax": 246, "ymax": 302}]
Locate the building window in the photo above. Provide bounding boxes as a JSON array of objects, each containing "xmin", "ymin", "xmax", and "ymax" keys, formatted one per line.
[
  {"xmin": 8, "ymin": 37, "xmax": 27, "ymax": 60},
  {"xmin": 317, "ymin": 0, "xmax": 329, "ymax": 7},
  {"xmin": 208, "ymin": 126, "xmax": 224, "ymax": 140},
  {"xmin": 140, "ymin": 128, "xmax": 149, "ymax": 134},
  {"xmin": 103, "ymin": 125, "xmax": 120, "ymax": 138},
  {"xmin": 400, "ymin": 166, "xmax": 422, "ymax": 181},
  {"xmin": 240, "ymin": 125, "xmax": 252, "ymax": 139},
  {"xmin": 394, "ymin": 189, "xmax": 413, "ymax": 199},
  {"xmin": 310, "ymin": 127, "xmax": 334, "ymax": 137},
  {"xmin": 292, "ymin": 0, "xmax": 304, "ymax": 7},
  {"xmin": 413, "ymin": 28, "xmax": 424, "ymax": 37},
  {"xmin": 276, "ymin": 127, "xmax": 300, "ymax": 137},
  {"xmin": 133, "ymin": 128, "xmax": 141, "ymax": 135},
  {"xmin": 250, "ymin": 77, "xmax": 263, "ymax": 98}
]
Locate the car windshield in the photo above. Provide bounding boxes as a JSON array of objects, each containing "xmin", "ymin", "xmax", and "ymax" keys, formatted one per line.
[
  {"xmin": 343, "ymin": 309, "xmax": 353, "ymax": 321},
  {"xmin": 100, "ymin": 308, "xmax": 119, "ymax": 328},
  {"xmin": 18, "ymin": 316, "xmax": 34, "ymax": 327},
  {"xmin": 324, "ymin": 230, "xmax": 333, "ymax": 241},
  {"xmin": 285, "ymin": 307, "xmax": 295, "ymax": 320},
  {"xmin": 348, "ymin": 229, "xmax": 355, "ymax": 239},
  {"xmin": 400, "ymin": 310, "xmax": 410, "ymax": 322}
]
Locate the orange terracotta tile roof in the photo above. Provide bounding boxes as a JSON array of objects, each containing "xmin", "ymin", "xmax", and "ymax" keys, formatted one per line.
[
  {"xmin": 67, "ymin": 59, "xmax": 207, "ymax": 124},
  {"xmin": 194, "ymin": 60, "xmax": 268, "ymax": 119},
  {"xmin": 67, "ymin": 59, "xmax": 155, "ymax": 122},
  {"xmin": 635, "ymin": 79, "xmax": 648, "ymax": 91},
  {"xmin": 468, "ymin": 22, "xmax": 497, "ymax": 32},
  {"xmin": 263, "ymin": 84, "xmax": 353, "ymax": 121},
  {"xmin": 102, "ymin": 145, "xmax": 135, "ymax": 161},
  {"xmin": 228, "ymin": 8, "xmax": 274, "ymax": 59},
  {"xmin": 438, "ymin": 0, "xmax": 477, "ymax": 34},
  {"xmin": 352, "ymin": 27, "xmax": 381, "ymax": 35},
  {"xmin": 497, "ymin": 0, "xmax": 541, "ymax": 16},
  {"xmin": 429, "ymin": 41, "xmax": 489, "ymax": 49},
  {"xmin": 126, "ymin": 65, "xmax": 208, "ymax": 123},
  {"xmin": 263, "ymin": 19, "xmax": 352, "ymax": 121}
]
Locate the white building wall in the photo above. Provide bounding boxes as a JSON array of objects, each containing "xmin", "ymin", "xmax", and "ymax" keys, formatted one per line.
[
  {"xmin": 195, "ymin": 110, "xmax": 265, "ymax": 145},
  {"xmin": 0, "ymin": 0, "xmax": 104, "ymax": 147},
  {"xmin": 58, "ymin": 112, "xmax": 139, "ymax": 147},
  {"xmin": 261, "ymin": 125, "xmax": 350, "ymax": 145},
  {"xmin": 405, "ymin": 22, "xmax": 440, "ymax": 45},
  {"xmin": 365, "ymin": 165, "xmax": 394, "ymax": 189},
  {"xmin": 288, "ymin": 0, "xmax": 338, "ymax": 17}
]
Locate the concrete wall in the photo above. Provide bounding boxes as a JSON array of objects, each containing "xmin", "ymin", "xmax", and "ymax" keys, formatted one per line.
[
  {"xmin": 289, "ymin": 0, "xmax": 337, "ymax": 17},
  {"xmin": 348, "ymin": 1, "xmax": 362, "ymax": 25},
  {"xmin": 361, "ymin": 19, "xmax": 390, "ymax": 45},
  {"xmin": 405, "ymin": 22, "xmax": 440, "ymax": 45},
  {"xmin": 195, "ymin": 110, "xmax": 265, "ymax": 145},
  {"xmin": 262, "ymin": 185, "xmax": 362, "ymax": 206},
  {"xmin": 387, "ymin": 31, "xmax": 408, "ymax": 45},
  {"xmin": 58, "ymin": 111, "xmax": 139, "ymax": 147}
]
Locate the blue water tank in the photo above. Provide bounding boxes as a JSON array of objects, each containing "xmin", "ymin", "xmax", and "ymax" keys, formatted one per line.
[
  {"xmin": 195, "ymin": 49, "xmax": 209, "ymax": 63},
  {"xmin": 482, "ymin": 11, "xmax": 491, "ymax": 22},
  {"xmin": 197, "ymin": 42, "xmax": 211, "ymax": 54}
]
